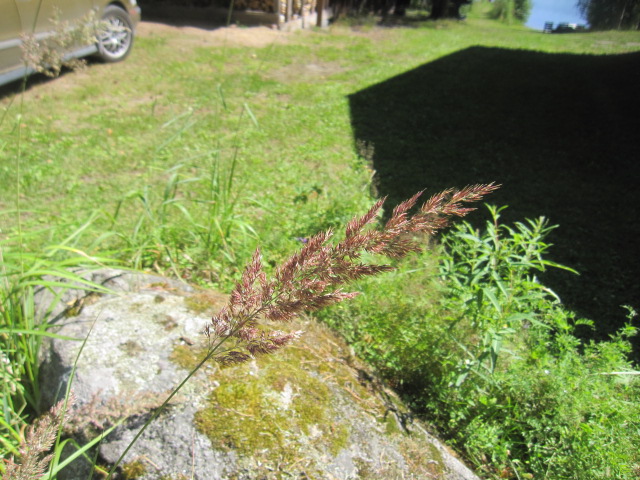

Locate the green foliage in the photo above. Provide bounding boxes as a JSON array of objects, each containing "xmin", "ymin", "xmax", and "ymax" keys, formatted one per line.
[
  {"xmin": 108, "ymin": 159, "xmax": 256, "ymax": 284},
  {"xmin": 318, "ymin": 208, "xmax": 640, "ymax": 480},
  {"xmin": 578, "ymin": 0, "xmax": 640, "ymax": 30},
  {"xmin": 438, "ymin": 205, "xmax": 577, "ymax": 384},
  {"xmin": 456, "ymin": 307, "xmax": 640, "ymax": 480},
  {"xmin": 489, "ymin": 0, "xmax": 531, "ymax": 23}
]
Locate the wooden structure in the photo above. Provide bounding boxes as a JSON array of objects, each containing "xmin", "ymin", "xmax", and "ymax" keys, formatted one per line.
[
  {"xmin": 140, "ymin": 1, "xmax": 330, "ymax": 30},
  {"xmin": 233, "ymin": 0, "xmax": 329, "ymax": 29}
]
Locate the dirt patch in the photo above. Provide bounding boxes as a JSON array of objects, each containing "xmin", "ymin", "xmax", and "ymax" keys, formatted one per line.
[
  {"xmin": 269, "ymin": 60, "xmax": 346, "ymax": 83},
  {"xmin": 137, "ymin": 21, "xmax": 294, "ymax": 49},
  {"xmin": 137, "ymin": 21, "xmax": 345, "ymax": 83}
]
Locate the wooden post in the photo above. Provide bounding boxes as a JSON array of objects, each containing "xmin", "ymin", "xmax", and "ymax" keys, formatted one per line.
[
  {"xmin": 316, "ymin": 0, "xmax": 324, "ymax": 27},
  {"xmin": 276, "ymin": 0, "xmax": 281, "ymax": 27},
  {"xmin": 286, "ymin": 0, "xmax": 292, "ymax": 22}
]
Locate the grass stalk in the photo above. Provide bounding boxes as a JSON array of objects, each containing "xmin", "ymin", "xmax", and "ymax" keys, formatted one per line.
[{"xmin": 105, "ymin": 340, "xmax": 226, "ymax": 478}]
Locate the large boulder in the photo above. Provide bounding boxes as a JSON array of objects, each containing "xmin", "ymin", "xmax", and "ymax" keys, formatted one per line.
[{"xmin": 38, "ymin": 269, "xmax": 478, "ymax": 479}]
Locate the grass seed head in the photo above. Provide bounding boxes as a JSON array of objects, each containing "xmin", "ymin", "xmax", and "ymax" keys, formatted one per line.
[{"xmin": 207, "ymin": 184, "xmax": 497, "ymax": 367}]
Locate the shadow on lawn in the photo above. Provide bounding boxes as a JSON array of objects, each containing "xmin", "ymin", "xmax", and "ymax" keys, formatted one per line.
[{"xmin": 349, "ymin": 46, "xmax": 640, "ymax": 351}]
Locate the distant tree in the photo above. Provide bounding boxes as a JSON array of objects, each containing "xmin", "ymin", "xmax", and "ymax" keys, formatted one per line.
[
  {"xmin": 577, "ymin": 0, "xmax": 640, "ymax": 29},
  {"xmin": 429, "ymin": 0, "xmax": 471, "ymax": 19},
  {"xmin": 490, "ymin": 0, "xmax": 531, "ymax": 23}
]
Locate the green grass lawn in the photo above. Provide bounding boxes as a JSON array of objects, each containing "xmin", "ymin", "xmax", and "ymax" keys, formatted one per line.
[{"xmin": 2, "ymin": 12, "xmax": 639, "ymax": 337}]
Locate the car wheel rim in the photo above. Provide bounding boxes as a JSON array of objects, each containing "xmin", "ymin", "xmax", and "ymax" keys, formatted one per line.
[{"xmin": 99, "ymin": 17, "xmax": 131, "ymax": 58}]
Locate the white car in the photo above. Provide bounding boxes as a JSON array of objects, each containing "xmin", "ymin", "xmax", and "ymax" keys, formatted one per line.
[{"xmin": 0, "ymin": 0, "xmax": 141, "ymax": 87}]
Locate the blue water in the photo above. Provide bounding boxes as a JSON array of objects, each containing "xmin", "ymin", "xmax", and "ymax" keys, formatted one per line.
[{"xmin": 525, "ymin": 0, "xmax": 587, "ymax": 31}]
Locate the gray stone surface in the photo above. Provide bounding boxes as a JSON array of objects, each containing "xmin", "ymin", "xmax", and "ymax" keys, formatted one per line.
[{"xmin": 38, "ymin": 269, "xmax": 479, "ymax": 480}]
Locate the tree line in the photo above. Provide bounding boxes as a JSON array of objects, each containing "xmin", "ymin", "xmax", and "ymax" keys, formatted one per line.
[
  {"xmin": 404, "ymin": 0, "xmax": 639, "ymax": 28},
  {"xmin": 138, "ymin": 0, "xmax": 640, "ymax": 28},
  {"xmin": 578, "ymin": 0, "xmax": 640, "ymax": 29},
  {"xmin": 333, "ymin": 0, "xmax": 639, "ymax": 29}
]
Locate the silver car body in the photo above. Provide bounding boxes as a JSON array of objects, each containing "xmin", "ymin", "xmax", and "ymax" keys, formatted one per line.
[{"xmin": 0, "ymin": 0, "xmax": 140, "ymax": 86}]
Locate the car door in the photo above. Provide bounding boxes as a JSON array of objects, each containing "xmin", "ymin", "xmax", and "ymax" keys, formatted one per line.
[
  {"xmin": 15, "ymin": 0, "xmax": 93, "ymax": 38},
  {"xmin": 0, "ymin": 0, "xmax": 23, "ymax": 75}
]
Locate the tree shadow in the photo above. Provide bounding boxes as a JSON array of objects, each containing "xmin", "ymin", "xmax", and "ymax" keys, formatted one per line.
[
  {"xmin": 348, "ymin": 46, "xmax": 640, "ymax": 349},
  {"xmin": 0, "ymin": 66, "xmax": 81, "ymax": 98}
]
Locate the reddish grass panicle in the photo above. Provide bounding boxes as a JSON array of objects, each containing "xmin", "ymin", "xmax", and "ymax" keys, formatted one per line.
[
  {"xmin": 2, "ymin": 395, "xmax": 74, "ymax": 480},
  {"xmin": 206, "ymin": 184, "xmax": 499, "ymax": 365}
]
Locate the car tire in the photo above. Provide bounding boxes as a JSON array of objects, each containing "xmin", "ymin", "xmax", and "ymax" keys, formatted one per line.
[{"xmin": 95, "ymin": 5, "xmax": 134, "ymax": 63}]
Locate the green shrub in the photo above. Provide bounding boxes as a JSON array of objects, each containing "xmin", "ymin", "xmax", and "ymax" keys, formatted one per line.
[
  {"xmin": 437, "ymin": 205, "xmax": 577, "ymax": 385},
  {"xmin": 489, "ymin": 0, "xmax": 532, "ymax": 24},
  {"xmin": 455, "ymin": 306, "xmax": 639, "ymax": 479}
]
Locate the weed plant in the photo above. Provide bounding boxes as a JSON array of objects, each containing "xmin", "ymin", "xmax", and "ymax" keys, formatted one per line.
[
  {"xmin": 438, "ymin": 205, "xmax": 577, "ymax": 385},
  {"xmin": 20, "ymin": 10, "xmax": 98, "ymax": 79},
  {"xmin": 318, "ymin": 208, "xmax": 640, "ymax": 480}
]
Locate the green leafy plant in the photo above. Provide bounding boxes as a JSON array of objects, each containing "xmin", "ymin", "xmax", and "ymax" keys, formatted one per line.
[
  {"xmin": 455, "ymin": 306, "xmax": 640, "ymax": 480},
  {"xmin": 438, "ymin": 205, "xmax": 577, "ymax": 385}
]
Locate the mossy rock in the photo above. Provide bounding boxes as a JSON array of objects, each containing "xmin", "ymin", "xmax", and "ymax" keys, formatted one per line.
[
  {"xmin": 38, "ymin": 269, "xmax": 477, "ymax": 480},
  {"xmin": 173, "ymin": 316, "xmax": 476, "ymax": 479}
]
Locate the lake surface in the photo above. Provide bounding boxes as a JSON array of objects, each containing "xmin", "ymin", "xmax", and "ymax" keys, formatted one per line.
[{"xmin": 525, "ymin": 0, "xmax": 586, "ymax": 30}]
